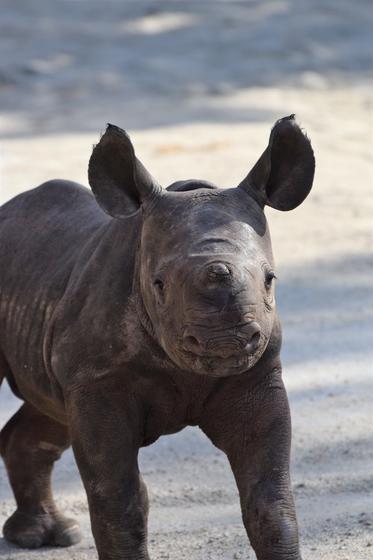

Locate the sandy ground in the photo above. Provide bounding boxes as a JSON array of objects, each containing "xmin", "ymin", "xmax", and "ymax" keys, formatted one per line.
[{"xmin": 0, "ymin": 1, "xmax": 372, "ymax": 559}]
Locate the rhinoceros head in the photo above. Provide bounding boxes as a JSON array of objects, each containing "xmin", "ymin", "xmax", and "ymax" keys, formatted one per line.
[{"xmin": 89, "ymin": 116, "xmax": 314, "ymax": 376}]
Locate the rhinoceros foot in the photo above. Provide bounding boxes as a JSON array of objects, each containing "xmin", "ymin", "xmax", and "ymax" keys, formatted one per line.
[{"xmin": 3, "ymin": 509, "xmax": 82, "ymax": 549}]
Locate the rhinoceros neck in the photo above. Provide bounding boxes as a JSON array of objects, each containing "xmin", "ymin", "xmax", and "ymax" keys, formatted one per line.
[
  {"xmin": 59, "ymin": 214, "xmax": 166, "ymax": 359},
  {"xmin": 131, "ymin": 238, "xmax": 164, "ymax": 350}
]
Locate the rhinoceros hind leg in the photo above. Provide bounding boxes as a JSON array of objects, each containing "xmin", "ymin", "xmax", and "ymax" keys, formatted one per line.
[
  {"xmin": 0, "ymin": 402, "xmax": 82, "ymax": 548},
  {"xmin": 3, "ymin": 510, "xmax": 81, "ymax": 549}
]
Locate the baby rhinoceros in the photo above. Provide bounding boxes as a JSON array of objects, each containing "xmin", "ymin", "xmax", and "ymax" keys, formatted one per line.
[{"xmin": 0, "ymin": 115, "xmax": 314, "ymax": 560}]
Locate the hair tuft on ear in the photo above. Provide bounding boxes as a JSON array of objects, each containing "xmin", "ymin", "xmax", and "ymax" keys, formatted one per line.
[
  {"xmin": 88, "ymin": 124, "xmax": 161, "ymax": 219},
  {"xmin": 238, "ymin": 115, "xmax": 315, "ymax": 211}
]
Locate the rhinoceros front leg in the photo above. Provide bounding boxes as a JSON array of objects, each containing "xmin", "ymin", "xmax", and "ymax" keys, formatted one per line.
[
  {"xmin": 200, "ymin": 368, "xmax": 302, "ymax": 560},
  {"xmin": 67, "ymin": 381, "xmax": 150, "ymax": 560}
]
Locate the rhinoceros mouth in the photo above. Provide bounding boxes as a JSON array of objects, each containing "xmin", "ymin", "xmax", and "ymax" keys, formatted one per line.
[{"xmin": 178, "ymin": 333, "xmax": 268, "ymax": 377}]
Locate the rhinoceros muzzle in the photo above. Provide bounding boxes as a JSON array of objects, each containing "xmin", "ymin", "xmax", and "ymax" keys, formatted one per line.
[{"xmin": 182, "ymin": 321, "xmax": 261, "ymax": 359}]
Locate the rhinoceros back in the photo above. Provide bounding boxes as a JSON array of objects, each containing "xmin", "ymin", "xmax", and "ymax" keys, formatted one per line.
[{"xmin": 0, "ymin": 180, "xmax": 109, "ymax": 395}]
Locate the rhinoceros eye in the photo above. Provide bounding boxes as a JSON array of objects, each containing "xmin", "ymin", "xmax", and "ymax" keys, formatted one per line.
[
  {"xmin": 154, "ymin": 278, "xmax": 165, "ymax": 304},
  {"xmin": 154, "ymin": 278, "xmax": 164, "ymax": 293},
  {"xmin": 265, "ymin": 271, "xmax": 277, "ymax": 290}
]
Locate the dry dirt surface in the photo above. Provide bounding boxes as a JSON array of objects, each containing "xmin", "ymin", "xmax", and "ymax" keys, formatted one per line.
[{"xmin": 0, "ymin": 1, "xmax": 372, "ymax": 559}]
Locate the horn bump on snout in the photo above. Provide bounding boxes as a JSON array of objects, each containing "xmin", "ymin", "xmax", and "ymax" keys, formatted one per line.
[{"xmin": 206, "ymin": 263, "xmax": 231, "ymax": 282}]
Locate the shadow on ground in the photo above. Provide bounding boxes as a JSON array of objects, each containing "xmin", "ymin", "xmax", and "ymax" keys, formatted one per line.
[{"xmin": 277, "ymin": 251, "xmax": 373, "ymax": 365}]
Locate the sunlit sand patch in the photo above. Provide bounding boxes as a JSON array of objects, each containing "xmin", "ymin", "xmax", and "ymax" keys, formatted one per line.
[{"xmin": 118, "ymin": 12, "xmax": 199, "ymax": 36}]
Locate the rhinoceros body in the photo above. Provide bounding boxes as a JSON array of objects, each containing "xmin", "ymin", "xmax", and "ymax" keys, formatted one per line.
[{"xmin": 0, "ymin": 116, "xmax": 314, "ymax": 560}]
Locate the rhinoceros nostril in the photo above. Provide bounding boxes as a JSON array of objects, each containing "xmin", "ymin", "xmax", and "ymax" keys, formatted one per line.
[
  {"xmin": 183, "ymin": 334, "xmax": 202, "ymax": 353},
  {"xmin": 244, "ymin": 324, "xmax": 261, "ymax": 353}
]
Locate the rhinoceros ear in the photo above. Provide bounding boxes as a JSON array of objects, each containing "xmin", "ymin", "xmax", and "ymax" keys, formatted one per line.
[
  {"xmin": 88, "ymin": 124, "xmax": 161, "ymax": 218},
  {"xmin": 238, "ymin": 115, "xmax": 315, "ymax": 211}
]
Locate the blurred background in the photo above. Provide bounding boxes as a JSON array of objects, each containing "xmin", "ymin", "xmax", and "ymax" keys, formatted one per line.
[{"xmin": 0, "ymin": 1, "xmax": 372, "ymax": 559}]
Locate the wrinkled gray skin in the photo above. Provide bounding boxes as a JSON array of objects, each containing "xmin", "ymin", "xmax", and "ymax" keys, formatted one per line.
[{"xmin": 0, "ymin": 116, "xmax": 314, "ymax": 560}]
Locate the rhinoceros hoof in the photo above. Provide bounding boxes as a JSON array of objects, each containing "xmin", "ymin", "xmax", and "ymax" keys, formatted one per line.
[{"xmin": 3, "ymin": 509, "xmax": 82, "ymax": 548}]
